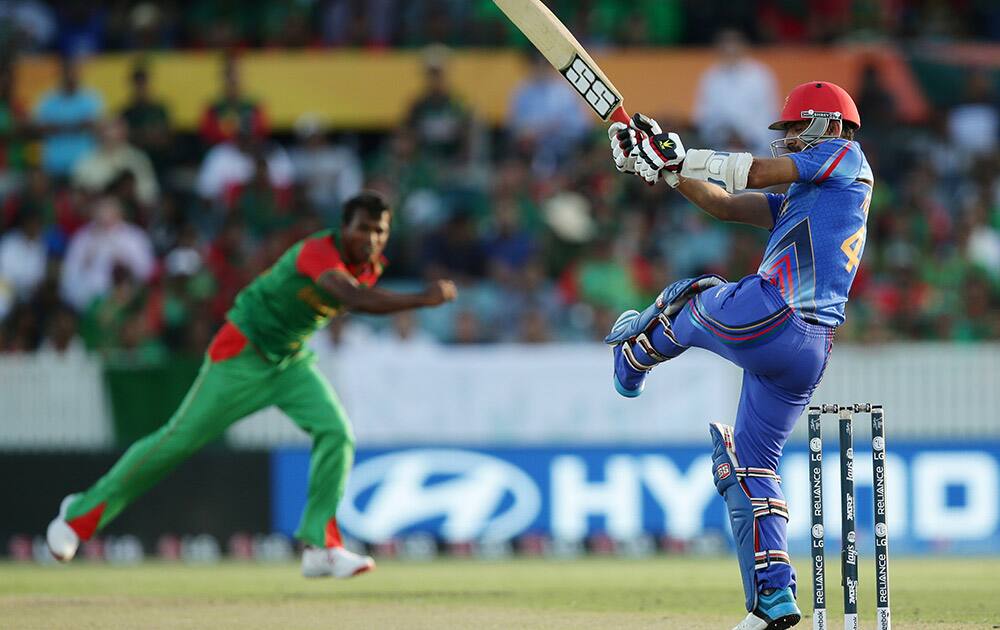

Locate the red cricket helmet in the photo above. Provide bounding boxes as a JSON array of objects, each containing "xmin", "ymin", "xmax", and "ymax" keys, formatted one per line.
[{"xmin": 769, "ymin": 81, "xmax": 861, "ymax": 131}]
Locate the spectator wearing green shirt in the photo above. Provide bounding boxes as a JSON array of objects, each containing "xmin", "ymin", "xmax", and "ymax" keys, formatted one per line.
[
  {"xmin": 405, "ymin": 50, "xmax": 471, "ymax": 165},
  {"xmin": 121, "ymin": 65, "xmax": 173, "ymax": 175},
  {"xmin": 0, "ymin": 62, "xmax": 29, "ymax": 195}
]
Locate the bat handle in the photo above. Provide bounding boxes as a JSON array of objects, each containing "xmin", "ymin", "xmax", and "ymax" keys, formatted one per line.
[{"xmin": 609, "ymin": 105, "xmax": 630, "ymax": 126}]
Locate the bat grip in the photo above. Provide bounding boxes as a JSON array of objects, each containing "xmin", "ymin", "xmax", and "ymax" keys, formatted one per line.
[{"xmin": 609, "ymin": 106, "xmax": 630, "ymax": 126}]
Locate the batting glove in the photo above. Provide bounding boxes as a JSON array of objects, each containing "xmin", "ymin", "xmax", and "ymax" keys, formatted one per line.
[
  {"xmin": 609, "ymin": 113, "xmax": 660, "ymax": 175},
  {"xmin": 632, "ymin": 113, "xmax": 685, "ymax": 187},
  {"xmin": 609, "ymin": 122, "xmax": 644, "ymax": 175}
]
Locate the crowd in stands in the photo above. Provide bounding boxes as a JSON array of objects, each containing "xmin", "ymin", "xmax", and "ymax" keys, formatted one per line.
[
  {"xmin": 0, "ymin": 10, "xmax": 998, "ymax": 360},
  {"xmin": 2, "ymin": 0, "xmax": 999, "ymax": 54}
]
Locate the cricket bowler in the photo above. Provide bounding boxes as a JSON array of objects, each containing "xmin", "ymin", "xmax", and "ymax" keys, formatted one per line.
[
  {"xmin": 605, "ymin": 82, "xmax": 872, "ymax": 629},
  {"xmin": 47, "ymin": 191, "xmax": 458, "ymax": 578}
]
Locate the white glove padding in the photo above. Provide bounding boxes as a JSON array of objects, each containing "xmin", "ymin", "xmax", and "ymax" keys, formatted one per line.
[
  {"xmin": 678, "ymin": 149, "xmax": 754, "ymax": 193},
  {"xmin": 609, "ymin": 117, "xmax": 658, "ymax": 174},
  {"xmin": 635, "ymin": 131, "xmax": 686, "ymax": 185},
  {"xmin": 608, "ymin": 122, "xmax": 638, "ymax": 174}
]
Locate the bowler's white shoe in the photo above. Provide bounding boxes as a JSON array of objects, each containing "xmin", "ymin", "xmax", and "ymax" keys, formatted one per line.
[
  {"xmin": 301, "ymin": 546, "xmax": 375, "ymax": 578},
  {"xmin": 46, "ymin": 494, "xmax": 81, "ymax": 562}
]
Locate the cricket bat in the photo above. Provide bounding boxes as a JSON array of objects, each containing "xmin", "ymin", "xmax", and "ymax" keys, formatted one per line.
[{"xmin": 493, "ymin": 0, "xmax": 631, "ymax": 125}]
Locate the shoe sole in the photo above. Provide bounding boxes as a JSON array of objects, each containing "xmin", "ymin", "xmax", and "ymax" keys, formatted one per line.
[
  {"xmin": 47, "ymin": 495, "xmax": 80, "ymax": 563},
  {"xmin": 350, "ymin": 563, "xmax": 374, "ymax": 577},
  {"xmin": 47, "ymin": 544, "xmax": 69, "ymax": 563},
  {"xmin": 767, "ymin": 613, "xmax": 801, "ymax": 629},
  {"xmin": 304, "ymin": 561, "xmax": 376, "ymax": 579}
]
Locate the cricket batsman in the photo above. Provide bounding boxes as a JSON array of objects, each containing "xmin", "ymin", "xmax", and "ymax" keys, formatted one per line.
[
  {"xmin": 47, "ymin": 191, "xmax": 458, "ymax": 578},
  {"xmin": 605, "ymin": 82, "xmax": 871, "ymax": 629}
]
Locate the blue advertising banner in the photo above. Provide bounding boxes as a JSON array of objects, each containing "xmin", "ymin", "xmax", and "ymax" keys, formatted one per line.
[{"xmin": 272, "ymin": 443, "xmax": 1000, "ymax": 554}]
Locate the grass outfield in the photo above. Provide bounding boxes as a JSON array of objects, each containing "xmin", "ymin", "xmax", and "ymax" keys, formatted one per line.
[{"xmin": 2, "ymin": 556, "xmax": 999, "ymax": 629}]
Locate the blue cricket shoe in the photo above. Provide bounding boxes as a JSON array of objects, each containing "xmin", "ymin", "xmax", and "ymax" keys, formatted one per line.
[{"xmin": 733, "ymin": 588, "xmax": 802, "ymax": 629}]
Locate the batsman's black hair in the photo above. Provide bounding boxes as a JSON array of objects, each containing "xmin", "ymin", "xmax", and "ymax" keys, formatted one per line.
[{"xmin": 341, "ymin": 191, "xmax": 392, "ymax": 226}]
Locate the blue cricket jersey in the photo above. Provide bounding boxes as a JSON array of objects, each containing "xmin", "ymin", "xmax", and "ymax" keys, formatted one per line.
[{"xmin": 759, "ymin": 138, "xmax": 873, "ymax": 327}]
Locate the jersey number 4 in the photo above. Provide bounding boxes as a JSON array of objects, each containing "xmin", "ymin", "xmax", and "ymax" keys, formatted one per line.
[{"xmin": 840, "ymin": 187, "xmax": 872, "ymax": 273}]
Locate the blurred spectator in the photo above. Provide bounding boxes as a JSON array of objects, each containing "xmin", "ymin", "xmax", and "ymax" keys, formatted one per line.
[
  {"xmin": 106, "ymin": 170, "xmax": 151, "ymax": 226},
  {"xmin": 569, "ymin": 236, "xmax": 643, "ymax": 314},
  {"xmin": 1, "ymin": 302, "xmax": 39, "ymax": 351},
  {"xmin": 518, "ymin": 307, "xmax": 551, "ymax": 344},
  {"xmin": 0, "ymin": 2, "xmax": 994, "ymax": 53},
  {"xmin": 693, "ymin": 29, "xmax": 778, "ymax": 155},
  {"xmin": 964, "ymin": 202, "xmax": 1000, "ymax": 279},
  {"xmin": 33, "ymin": 55, "xmax": 103, "ymax": 177},
  {"xmin": 494, "ymin": 258, "xmax": 562, "ymax": 338},
  {"xmin": 0, "ymin": 209, "xmax": 47, "ymax": 315},
  {"xmin": 106, "ymin": 311, "xmax": 167, "ymax": 364},
  {"xmin": 508, "ymin": 53, "xmax": 592, "ymax": 174},
  {"xmin": 146, "ymin": 192, "xmax": 185, "ymax": 255},
  {"xmin": 123, "ymin": 3, "xmax": 174, "ymax": 50},
  {"xmin": 196, "ymin": 124, "xmax": 293, "ymax": 205},
  {"xmin": 37, "ymin": 304, "xmax": 84, "ymax": 359},
  {"xmin": 227, "ymin": 153, "xmax": 294, "ymax": 238},
  {"xmin": 484, "ymin": 196, "xmax": 536, "ymax": 284},
  {"xmin": 0, "ymin": 1, "xmax": 56, "ymax": 52},
  {"xmin": 72, "ymin": 116, "xmax": 159, "ymax": 206},
  {"xmin": 60, "ymin": 195, "xmax": 154, "ymax": 311},
  {"xmin": 80, "ymin": 262, "xmax": 148, "ymax": 352},
  {"xmin": 184, "ymin": 0, "xmax": 251, "ymax": 48},
  {"xmin": 204, "ymin": 216, "xmax": 253, "ymax": 321},
  {"xmin": 321, "ymin": 0, "xmax": 395, "ymax": 47},
  {"xmin": 0, "ymin": 61, "xmax": 28, "ymax": 194},
  {"xmin": 405, "ymin": 47, "xmax": 471, "ymax": 164},
  {"xmin": 259, "ymin": 0, "xmax": 314, "ymax": 47},
  {"xmin": 590, "ymin": 0, "xmax": 683, "ymax": 46},
  {"xmin": 367, "ymin": 127, "xmax": 442, "ymax": 247},
  {"xmin": 121, "ymin": 64, "xmax": 172, "ymax": 173},
  {"xmin": 387, "ymin": 311, "xmax": 438, "ymax": 350},
  {"xmin": 664, "ymin": 211, "xmax": 732, "ymax": 278},
  {"xmin": 947, "ymin": 71, "xmax": 998, "ymax": 161},
  {"xmin": 159, "ymin": 235, "xmax": 216, "ymax": 352},
  {"xmin": 422, "ymin": 210, "xmax": 486, "ymax": 282},
  {"xmin": 199, "ymin": 54, "xmax": 267, "ymax": 145},
  {"xmin": 540, "ymin": 190, "xmax": 595, "ymax": 276},
  {"xmin": 452, "ymin": 309, "xmax": 485, "ymax": 344},
  {"xmin": 855, "ymin": 60, "xmax": 898, "ymax": 135},
  {"xmin": 951, "ymin": 270, "xmax": 996, "ymax": 341},
  {"xmin": 2, "ymin": 168, "xmax": 80, "ymax": 252},
  {"xmin": 289, "ymin": 113, "xmax": 363, "ymax": 218},
  {"xmin": 54, "ymin": 4, "xmax": 107, "ymax": 57}
]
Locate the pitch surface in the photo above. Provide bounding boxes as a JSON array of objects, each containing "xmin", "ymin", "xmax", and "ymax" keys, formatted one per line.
[{"xmin": 2, "ymin": 556, "xmax": 996, "ymax": 628}]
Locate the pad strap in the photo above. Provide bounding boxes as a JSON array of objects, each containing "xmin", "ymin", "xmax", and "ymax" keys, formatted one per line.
[
  {"xmin": 754, "ymin": 549, "xmax": 791, "ymax": 570},
  {"xmin": 751, "ymin": 497, "xmax": 789, "ymax": 520},
  {"xmin": 635, "ymin": 332, "xmax": 669, "ymax": 363},
  {"xmin": 621, "ymin": 342, "xmax": 656, "ymax": 371},
  {"xmin": 735, "ymin": 467, "xmax": 782, "ymax": 482}
]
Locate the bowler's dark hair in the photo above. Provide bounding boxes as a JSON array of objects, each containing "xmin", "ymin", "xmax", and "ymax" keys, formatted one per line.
[{"xmin": 341, "ymin": 191, "xmax": 391, "ymax": 226}]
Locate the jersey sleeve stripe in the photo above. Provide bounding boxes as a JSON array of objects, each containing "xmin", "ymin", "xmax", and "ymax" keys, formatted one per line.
[{"xmin": 815, "ymin": 144, "xmax": 852, "ymax": 183}]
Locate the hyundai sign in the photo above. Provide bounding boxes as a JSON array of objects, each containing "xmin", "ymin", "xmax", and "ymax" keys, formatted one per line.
[{"xmin": 271, "ymin": 443, "xmax": 1000, "ymax": 553}]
